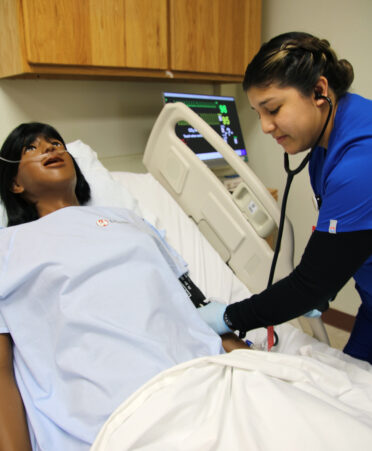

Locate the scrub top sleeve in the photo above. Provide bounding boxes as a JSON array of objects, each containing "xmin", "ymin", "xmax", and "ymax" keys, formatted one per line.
[
  {"xmin": 226, "ymin": 230, "xmax": 372, "ymax": 332},
  {"xmin": 317, "ymin": 144, "xmax": 372, "ymax": 232}
]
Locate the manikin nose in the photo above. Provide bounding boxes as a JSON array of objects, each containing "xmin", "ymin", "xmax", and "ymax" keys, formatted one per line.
[{"xmin": 43, "ymin": 142, "xmax": 58, "ymax": 153}]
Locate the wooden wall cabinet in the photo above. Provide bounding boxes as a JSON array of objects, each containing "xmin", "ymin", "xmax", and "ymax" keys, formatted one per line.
[{"xmin": 0, "ymin": 0, "xmax": 261, "ymax": 82}]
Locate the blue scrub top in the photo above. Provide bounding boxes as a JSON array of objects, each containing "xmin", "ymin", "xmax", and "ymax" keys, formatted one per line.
[{"xmin": 309, "ymin": 93, "xmax": 372, "ymax": 310}]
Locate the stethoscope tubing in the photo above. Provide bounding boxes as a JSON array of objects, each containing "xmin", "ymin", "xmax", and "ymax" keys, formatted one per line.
[{"xmin": 268, "ymin": 95, "xmax": 333, "ymax": 346}]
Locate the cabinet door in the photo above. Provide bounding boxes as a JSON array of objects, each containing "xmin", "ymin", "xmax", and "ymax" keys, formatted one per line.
[
  {"xmin": 21, "ymin": 0, "xmax": 167, "ymax": 69},
  {"xmin": 169, "ymin": 0, "xmax": 261, "ymax": 75},
  {"xmin": 124, "ymin": 0, "xmax": 167, "ymax": 69}
]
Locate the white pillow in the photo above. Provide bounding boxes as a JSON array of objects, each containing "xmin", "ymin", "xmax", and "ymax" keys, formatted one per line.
[
  {"xmin": 0, "ymin": 204, "xmax": 6, "ymax": 228},
  {"xmin": 67, "ymin": 140, "xmax": 141, "ymax": 214},
  {"xmin": 0, "ymin": 140, "xmax": 141, "ymax": 227}
]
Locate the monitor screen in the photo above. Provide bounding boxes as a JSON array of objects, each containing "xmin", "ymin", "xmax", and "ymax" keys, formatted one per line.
[{"xmin": 162, "ymin": 92, "xmax": 247, "ymax": 164}]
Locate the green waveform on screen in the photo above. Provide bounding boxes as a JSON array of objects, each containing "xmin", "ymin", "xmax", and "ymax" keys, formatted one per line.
[
  {"xmin": 178, "ymin": 113, "xmax": 221, "ymax": 127},
  {"xmin": 181, "ymin": 100, "xmax": 218, "ymax": 109}
]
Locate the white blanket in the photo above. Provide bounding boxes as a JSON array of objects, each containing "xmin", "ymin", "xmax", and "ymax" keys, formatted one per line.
[
  {"xmin": 92, "ymin": 348, "xmax": 372, "ymax": 451},
  {"xmin": 100, "ymin": 171, "xmax": 372, "ymax": 450}
]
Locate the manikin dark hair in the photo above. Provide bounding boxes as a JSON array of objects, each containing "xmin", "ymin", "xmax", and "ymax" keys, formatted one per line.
[
  {"xmin": 0, "ymin": 122, "xmax": 91, "ymax": 226},
  {"xmin": 243, "ymin": 31, "xmax": 354, "ymax": 100}
]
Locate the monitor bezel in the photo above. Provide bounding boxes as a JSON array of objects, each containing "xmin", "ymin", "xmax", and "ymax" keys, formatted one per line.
[{"xmin": 162, "ymin": 91, "xmax": 247, "ymax": 166}]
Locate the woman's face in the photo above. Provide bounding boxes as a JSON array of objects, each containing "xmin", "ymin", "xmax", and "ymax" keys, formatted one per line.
[
  {"xmin": 11, "ymin": 135, "xmax": 77, "ymax": 202},
  {"xmin": 247, "ymin": 83, "xmax": 326, "ymax": 155}
]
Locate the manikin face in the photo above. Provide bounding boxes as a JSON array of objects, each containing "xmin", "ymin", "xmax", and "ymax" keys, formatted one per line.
[
  {"xmin": 247, "ymin": 83, "xmax": 326, "ymax": 155},
  {"xmin": 11, "ymin": 135, "xmax": 77, "ymax": 203}
]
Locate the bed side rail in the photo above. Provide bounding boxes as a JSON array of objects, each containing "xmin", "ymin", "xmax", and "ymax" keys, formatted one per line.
[
  {"xmin": 143, "ymin": 103, "xmax": 329, "ymax": 344},
  {"xmin": 143, "ymin": 102, "xmax": 293, "ymax": 293}
]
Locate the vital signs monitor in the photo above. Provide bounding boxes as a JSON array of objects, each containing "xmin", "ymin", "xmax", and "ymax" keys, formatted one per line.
[{"xmin": 162, "ymin": 92, "xmax": 247, "ymax": 166}]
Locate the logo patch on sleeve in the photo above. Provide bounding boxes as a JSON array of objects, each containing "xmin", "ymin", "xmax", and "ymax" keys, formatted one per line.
[{"xmin": 329, "ymin": 219, "xmax": 337, "ymax": 234}]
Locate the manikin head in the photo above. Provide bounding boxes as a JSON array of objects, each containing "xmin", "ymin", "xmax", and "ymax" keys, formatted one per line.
[{"xmin": 0, "ymin": 123, "xmax": 90, "ymax": 226}]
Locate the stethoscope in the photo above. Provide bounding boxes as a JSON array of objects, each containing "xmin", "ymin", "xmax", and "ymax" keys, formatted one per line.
[{"xmin": 267, "ymin": 94, "xmax": 333, "ymax": 346}]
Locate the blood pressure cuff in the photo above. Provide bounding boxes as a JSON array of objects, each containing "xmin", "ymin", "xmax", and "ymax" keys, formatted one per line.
[{"xmin": 179, "ymin": 273, "xmax": 208, "ymax": 308}]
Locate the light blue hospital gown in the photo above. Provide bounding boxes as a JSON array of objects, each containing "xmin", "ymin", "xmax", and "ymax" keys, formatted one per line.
[{"xmin": 0, "ymin": 206, "xmax": 223, "ymax": 450}]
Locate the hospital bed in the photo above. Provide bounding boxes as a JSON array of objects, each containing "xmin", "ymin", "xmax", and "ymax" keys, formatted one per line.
[
  {"xmin": 62, "ymin": 103, "xmax": 372, "ymax": 450},
  {"xmin": 68, "ymin": 102, "xmax": 329, "ymax": 346}
]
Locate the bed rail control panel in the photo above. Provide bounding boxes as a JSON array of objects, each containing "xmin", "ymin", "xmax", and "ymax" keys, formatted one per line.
[
  {"xmin": 232, "ymin": 183, "xmax": 276, "ymax": 238},
  {"xmin": 143, "ymin": 102, "xmax": 295, "ymax": 294}
]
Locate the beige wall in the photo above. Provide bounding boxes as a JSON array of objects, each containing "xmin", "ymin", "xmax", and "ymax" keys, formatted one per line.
[
  {"xmin": 0, "ymin": 79, "xmax": 216, "ymax": 171},
  {"xmin": 235, "ymin": 0, "xmax": 372, "ymax": 315}
]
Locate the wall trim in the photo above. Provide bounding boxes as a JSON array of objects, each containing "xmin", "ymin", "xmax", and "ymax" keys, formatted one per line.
[{"xmin": 322, "ymin": 308, "xmax": 355, "ymax": 332}]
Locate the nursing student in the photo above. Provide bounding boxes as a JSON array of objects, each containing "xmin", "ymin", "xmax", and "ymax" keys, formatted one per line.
[
  {"xmin": 0, "ymin": 123, "xmax": 249, "ymax": 450},
  {"xmin": 199, "ymin": 32, "xmax": 372, "ymax": 365}
]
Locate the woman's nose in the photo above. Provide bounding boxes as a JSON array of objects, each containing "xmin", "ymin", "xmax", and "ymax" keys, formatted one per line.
[{"xmin": 260, "ymin": 116, "xmax": 276, "ymax": 134}]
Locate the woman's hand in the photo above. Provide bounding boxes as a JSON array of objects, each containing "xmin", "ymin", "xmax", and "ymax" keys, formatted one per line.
[{"xmin": 197, "ymin": 300, "xmax": 231, "ymax": 335}]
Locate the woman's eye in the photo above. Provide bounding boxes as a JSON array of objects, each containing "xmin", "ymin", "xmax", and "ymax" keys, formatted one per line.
[
  {"xmin": 268, "ymin": 106, "xmax": 280, "ymax": 115},
  {"xmin": 52, "ymin": 141, "xmax": 62, "ymax": 147}
]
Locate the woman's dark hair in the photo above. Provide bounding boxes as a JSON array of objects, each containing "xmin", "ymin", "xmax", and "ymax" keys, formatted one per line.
[
  {"xmin": 0, "ymin": 122, "xmax": 91, "ymax": 226},
  {"xmin": 243, "ymin": 32, "xmax": 354, "ymax": 100}
]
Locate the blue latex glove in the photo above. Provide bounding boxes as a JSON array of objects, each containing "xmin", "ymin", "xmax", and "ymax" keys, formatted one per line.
[
  {"xmin": 304, "ymin": 296, "xmax": 335, "ymax": 318},
  {"xmin": 197, "ymin": 300, "xmax": 231, "ymax": 335},
  {"xmin": 303, "ymin": 309, "xmax": 322, "ymax": 318}
]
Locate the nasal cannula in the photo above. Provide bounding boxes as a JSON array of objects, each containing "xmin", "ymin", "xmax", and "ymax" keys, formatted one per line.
[{"xmin": 0, "ymin": 148, "xmax": 68, "ymax": 164}]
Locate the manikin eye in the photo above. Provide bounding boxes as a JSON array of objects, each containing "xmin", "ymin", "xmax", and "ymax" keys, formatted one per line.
[{"xmin": 23, "ymin": 145, "xmax": 37, "ymax": 153}]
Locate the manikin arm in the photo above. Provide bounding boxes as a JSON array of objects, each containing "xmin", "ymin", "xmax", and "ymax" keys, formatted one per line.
[
  {"xmin": 0, "ymin": 334, "xmax": 32, "ymax": 451},
  {"xmin": 221, "ymin": 333, "xmax": 251, "ymax": 352}
]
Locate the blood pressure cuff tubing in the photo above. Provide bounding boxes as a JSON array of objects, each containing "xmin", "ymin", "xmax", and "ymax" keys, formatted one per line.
[{"xmin": 225, "ymin": 229, "xmax": 372, "ymax": 333}]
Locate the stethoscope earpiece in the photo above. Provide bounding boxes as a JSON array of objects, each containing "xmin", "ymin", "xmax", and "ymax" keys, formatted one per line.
[{"xmin": 315, "ymin": 92, "xmax": 333, "ymax": 107}]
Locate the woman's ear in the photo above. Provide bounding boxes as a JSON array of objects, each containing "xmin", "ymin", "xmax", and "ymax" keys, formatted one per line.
[
  {"xmin": 314, "ymin": 76, "xmax": 330, "ymax": 105},
  {"xmin": 10, "ymin": 179, "xmax": 24, "ymax": 194}
]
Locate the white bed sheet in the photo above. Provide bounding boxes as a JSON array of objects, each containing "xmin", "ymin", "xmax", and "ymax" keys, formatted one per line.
[{"xmin": 92, "ymin": 348, "xmax": 372, "ymax": 451}]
